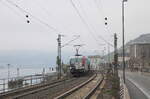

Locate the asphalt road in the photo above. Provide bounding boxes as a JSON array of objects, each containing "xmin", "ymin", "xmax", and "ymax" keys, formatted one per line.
[
  {"xmin": 126, "ymin": 79, "xmax": 147, "ymax": 99},
  {"xmin": 119, "ymin": 71, "xmax": 150, "ymax": 99}
]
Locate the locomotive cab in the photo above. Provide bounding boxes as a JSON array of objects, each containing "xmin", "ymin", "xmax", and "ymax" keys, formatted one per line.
[{"xmin": 69, "ymin": 55, "xmax": 90, "ymax": 76}]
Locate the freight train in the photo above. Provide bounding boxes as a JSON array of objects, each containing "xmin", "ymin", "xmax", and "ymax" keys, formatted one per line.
[{"xmin": 69, "ymin": 55, "xmax": 90, "ymax": 76}]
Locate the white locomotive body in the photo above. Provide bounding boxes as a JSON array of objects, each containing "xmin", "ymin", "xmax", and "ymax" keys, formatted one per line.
[{"xmin": 69, "ymin": 55, "xmax": 90, "ymax": 76}]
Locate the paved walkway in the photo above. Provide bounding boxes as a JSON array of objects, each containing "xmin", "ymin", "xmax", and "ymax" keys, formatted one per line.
[
  {"xmin": 126, "ymin": 79, "xmax": 147, "ymax": 99},
  {"xmin": 119, "ymin": 71, "xmax": 150, "ymax": 99}
]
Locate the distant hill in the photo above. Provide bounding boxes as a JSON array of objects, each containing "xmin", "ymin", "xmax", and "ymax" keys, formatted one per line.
[
  {"xmin": 119, "ymin": 33, "xmax": 150, "ymax": 54},
  {"xmin": 128, "ymin": 33, "xmax": 150, "ymax": 45},
  {"xmin": 0, "ymin": 50, "xmax": 95, "ymax": 68},
  {"xmin": 107, "ymin": 33, "xmax": 150, "ymax": 61},
  {"xmin": 0, "ymin": 50, "xmax": 57, "ymax": 68}
]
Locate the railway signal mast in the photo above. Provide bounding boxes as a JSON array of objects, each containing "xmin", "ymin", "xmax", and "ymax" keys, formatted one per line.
[
  {"xmin": 57, "ymin": 34, "xmax": 64, "ymax": 79},
  {"xmin": 114, "ymin": 33, "xmax": 118, "ymax": 76}
]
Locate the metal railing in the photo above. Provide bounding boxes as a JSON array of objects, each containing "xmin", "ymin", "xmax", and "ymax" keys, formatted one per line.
[{"xmin": 0, "ymin": 72, "xmax": 57, "ymax": 93}]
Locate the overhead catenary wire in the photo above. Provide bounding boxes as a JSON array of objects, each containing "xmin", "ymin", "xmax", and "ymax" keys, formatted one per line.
[
  {"xmin": 30, "ymin": 0, "xmax": 74, "ymax": 36},
  {"xmin": 61, "ymin": 35, "xmax": 80, "ymax": 48},
  {"xmin": 30, "ymin": 0, "xmax": 54, "ymax": 20},
  {"xmin": 74, "ymin": 0, "xmax": 112, "ymax": 47},
  {"xmin": 71, "ymin": 0, "xmax": 113, "ymax": 48},
  {"xmin": 4, "ymin": 0, "xmax": 113, "ymax": 49},
  {"xmin": 79, "ymin": 2, "xmax": 105, "ymax": 47},
  {"xmin": 98, "ymin": 36, "xmax": 114, "ymax": 47},
  {"xmin": 5, "ymin": 0, "xmax": 60, "ymax": 34},
  {"xmin": 93, "ymin": 0, "xmax": 114, "ymax": 41},
  {"xmin": 75, "ymin": 0, "xmax": 100, "ymax": 42},
  {"xmin": 18, "ymin": 0, "xmax": 81, "ymax": 37},
  {"xmin": 10, "ymin": 0, "xmax": 112, "ymax": 48},
  {"xmin": 0, "ymin": 0, "xmax": 25, "ymax": 20},
  {"xmin": 69, "ymin": 0, "xmax": 104, "ymax": 48},
  {"xmin": 88, "ymin": 0, "xmax": 114, "ymax": 45},
  {"xmin": 94, "ymin": 0, "xmax": 106, "ymax": 24},
  {"xmin": 92, "ymin": 0, "xmax": 114, "ymax": 47}
]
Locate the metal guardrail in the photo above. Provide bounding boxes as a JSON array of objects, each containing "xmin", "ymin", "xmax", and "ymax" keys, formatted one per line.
[{"xmin": 0, "ymin": 73, "xmax": 57, "ymax": 94}]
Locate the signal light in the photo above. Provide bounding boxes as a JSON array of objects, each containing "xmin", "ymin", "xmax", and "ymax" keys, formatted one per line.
[
  {"xmin": 27, "ymin": 20, "xmax": 30, "ymax": 23},
  {"xmin": 26, "ymin": 15, "xmax": 29, "ymax": 18}
]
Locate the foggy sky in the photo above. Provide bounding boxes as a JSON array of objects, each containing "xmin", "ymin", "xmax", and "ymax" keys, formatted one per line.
[{"xmin": 0, "ymin": 0, "xmax": 150, "ymax": 55}]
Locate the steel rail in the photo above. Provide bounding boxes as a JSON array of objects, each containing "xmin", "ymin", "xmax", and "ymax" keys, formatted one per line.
[
  {"xmin": 54, "ymin": 74, "xmax": 97, "ymax": 99},
  {"xmin": 83, "ymin": 75, "xmax": 104, "ymax": 99},
  {"xmin": 13, "ymin": 74, "xmax": 93, "ymax": 99},
  {"xmin": 12, "ymin": 78, "xmax": 77, "ymax": 98},
  {"xmin": 0, "ymin": 77, "xmax": 75, "ymax": 98}
]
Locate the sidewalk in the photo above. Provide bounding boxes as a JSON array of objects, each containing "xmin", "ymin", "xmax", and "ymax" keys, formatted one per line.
[
  {"xmin": 120, "ymin": 71, "xmax": 150, "ymax": 99},
  {"xmin": 126, "ymin": 79, "xmax": 147, "ymax": 99},
  {"xmin": 119, "ymin": 72, "xmax": 130, "ymax": 99}
]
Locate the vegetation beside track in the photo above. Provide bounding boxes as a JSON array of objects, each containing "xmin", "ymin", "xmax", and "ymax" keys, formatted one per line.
[{"xmin": 97, "ymin": 71, "xmax": 120, "ymax": 99}]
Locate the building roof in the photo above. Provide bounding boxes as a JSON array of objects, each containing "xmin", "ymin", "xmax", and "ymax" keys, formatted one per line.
[{"xmin": 129, "ymin": 34, "xmax": 150, "ymax": 45}]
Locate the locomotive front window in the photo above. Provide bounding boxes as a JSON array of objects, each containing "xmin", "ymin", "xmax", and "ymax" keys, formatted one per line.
[{"xmin": 70, "ymin": 58, "xmax": 82, "ymax": 64}]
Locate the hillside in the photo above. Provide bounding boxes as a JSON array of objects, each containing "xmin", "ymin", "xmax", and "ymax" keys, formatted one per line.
[{"xmin": 106, "ymin": 33, "xmax": 150, "ymax": 61}]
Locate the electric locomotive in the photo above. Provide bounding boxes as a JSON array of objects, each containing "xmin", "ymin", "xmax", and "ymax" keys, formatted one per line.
[{"xmin": 69, "ymin": 54, "xmax": 90, "ymax": 76}]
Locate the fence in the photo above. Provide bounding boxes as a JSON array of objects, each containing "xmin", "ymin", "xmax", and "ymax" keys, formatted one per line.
[{"xmin": 0, "ymin": 72, "xmax": 57, "ymax": 93}]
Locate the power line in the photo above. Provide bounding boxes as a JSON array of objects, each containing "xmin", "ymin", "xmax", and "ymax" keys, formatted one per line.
[
  {"xmin": 94, "ymin": 0, "xmax": 113, "ymax": 35},
  {"xmin": 61, "ymin": 35, "xmax": 80, "ymax": 48},
  {"xmin": 93, "ymin": 0, "xmax": 113, "ymax": 38},
  {"xmin": 71, "ymin": 0, "xmax": 112, "ymax": 48},
  {"xmin": 92, "ymin": 0, "xmax": 114, "ymax": 47},
  {"xmin": 69, "ymin": 0, "xmax": 103, "ymax": 48},
  {"xmin": 5, "ymin": 0, "xmax": 60, "ymax": 34},
  {"xmin": 98, "ymin": 36, "xmax": 114, "ymax": 47},
  {"xmin": 30, "ymin": 0, "xmax": 54, "ymax": 20},
  {"xmin": 0, "ymin": 0, "xmax": 25, "ymax": 20},
  {"xmin": 94, "ymin": 0, "xmax": 105, "ymax": 20}
]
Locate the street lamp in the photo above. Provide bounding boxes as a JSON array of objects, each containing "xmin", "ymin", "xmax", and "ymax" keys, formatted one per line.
[
  {"xmin": 7, "ymin": 64, "xmax": 10, "ymax": 81},
  {"xmin": 122, "ymin": 0, "xmax": 127, "ymax": 83}
]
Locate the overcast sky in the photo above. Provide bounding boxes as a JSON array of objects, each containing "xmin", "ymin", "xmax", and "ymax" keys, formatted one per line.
[{"xmin": 0, "ymin": 0, "xmax": 150, "ymax": 56}]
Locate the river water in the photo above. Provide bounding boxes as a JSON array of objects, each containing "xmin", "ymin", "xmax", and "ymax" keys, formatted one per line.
[
  {"xmin": 0, "ymin": 66, "xmax": 56, "ymax": 79},
  {"xmin": 0, "ymin": 66, "xmax": 56, "ymax": 92}
]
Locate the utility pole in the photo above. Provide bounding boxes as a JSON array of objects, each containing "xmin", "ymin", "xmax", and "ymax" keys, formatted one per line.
[
  {"xmin": 7, "ymin": 64, "xmax": 10, "ymax": 81},
  {"xmin": 107, "ymin": 44, "xmax": 111, "ymax": 68},
  {"xmin": 57, "ymin": 34, "xmax": 62, "ymax": 79},
  {"xmin": 17, "ymin": 67, "xmax": 20, "ymax": 78},
  {"xmin": 108, "ymin": 45, "xmax": 110, "ymax": 63},
  {"xmin": 114, "ymin": 33, "xmax": 118, "ymax": 76},
  {"xmin": 122, "ymin": 0, "xmax": 127, "ymax": 83},
  {"xmin": 57, "ymin": 35, "xmax": 80, "ymax": 79}
]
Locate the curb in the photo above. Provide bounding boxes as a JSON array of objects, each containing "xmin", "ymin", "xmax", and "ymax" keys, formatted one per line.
[{"xmin": 119, "ymin": 74, "xmax": 130, "ymax": 99}]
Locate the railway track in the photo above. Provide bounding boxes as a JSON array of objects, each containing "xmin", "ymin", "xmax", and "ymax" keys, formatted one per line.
[
  {"xmin": 0, "ymin": 77, "xmax": 76, "ymax": 99},
  {"xmin": 55, "ymin": 73, "xmax": 104, "ymax": 99},
  {"xmin": 0, "ymin": 73, "xmax": 93, "ymax": 99}
]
